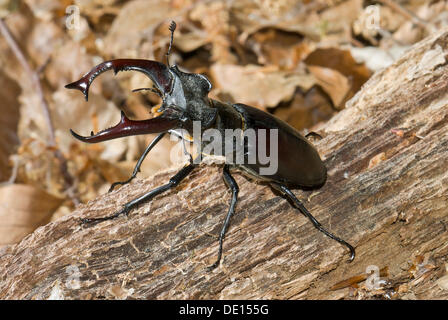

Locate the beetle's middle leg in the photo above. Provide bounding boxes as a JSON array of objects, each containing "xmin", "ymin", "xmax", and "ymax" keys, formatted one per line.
[
  {"xmin": 109, "ymin": 132, "xmax": 166, "ymax": 192},
  {"xmin": 208, "ymin": 165, "xmax": 239, "ymax": 270},
  {"xmin": 82, "ymin": 161, "xmax": 196, "ymax": 224}
]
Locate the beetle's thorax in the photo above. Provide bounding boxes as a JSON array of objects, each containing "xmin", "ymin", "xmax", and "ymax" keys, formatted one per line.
[{"xmin": 162, "ymin": 66, "xmax": 217, "ymax": 132}]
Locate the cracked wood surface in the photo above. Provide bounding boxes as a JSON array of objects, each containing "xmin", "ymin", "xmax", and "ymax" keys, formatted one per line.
[{"xmin": 1, "ymin": 29, "xmax": 448, "ymax": 300}]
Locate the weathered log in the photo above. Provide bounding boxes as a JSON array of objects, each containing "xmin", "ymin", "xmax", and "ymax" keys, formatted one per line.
[{"xmin": 1, "ymin": 29, "xmax": 448, "ymax": 300}]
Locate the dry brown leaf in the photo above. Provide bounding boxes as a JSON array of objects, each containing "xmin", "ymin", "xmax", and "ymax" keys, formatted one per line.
[
  {"xmin": 44, "ymin": 41, "xmax": 95, "ymax": 89},
  {"xmin": 307, "ymin": 65, "xmax": 351, "ymax": 108},
  {"xmin": 171, "ymin": 29, "xmax": 209, "ymax": 53},
  {"xmin": 102, "ymin": 0, "xmax": 179, "ymax": 57},
  {"xmin": 0, "ymin": 70, "xmax": 20, "ymax": 181},
  {"xmin": 210, "ymin": 63, "xmax": 316, "ymax": 109},
  {"xmin": 26, "ymin": 20, "xmax": 64, "ymax": 67},
  {"xmin": 317, "ymin": 0, "xmax": 362, "ymax": 44},
  {"xmin": 305, "ymin": 48, "xmax": 371, "ymax": 107},
  {"xmin": 273, "ymin": 86, "xmax": 334, "ymax": 130},
  {"xmin": 230, "ymin": 0, "xmax": 321, "ymax": 43},
  {"xmin": 23, "ymin": 0, "xmax": 62, "ymax": 21},
  {"xmin": 349, "ymin": 46, "xmax": 410, "ymax": 72},
  {"xmin": 248, "ymin": 28, "xmax": 311, "ymax": 69},
  {"xmin": 0, "ymin": 183, "xmax": 63, "ymax": 245},
  {"xmin": 188, "ymin": 1, "xmax": 234, "ymax": 63}
]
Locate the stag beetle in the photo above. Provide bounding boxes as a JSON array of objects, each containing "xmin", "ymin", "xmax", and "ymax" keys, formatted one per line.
[{"xmin": 66, "ymin": 21, "xmax": 355, "ymax": 269}]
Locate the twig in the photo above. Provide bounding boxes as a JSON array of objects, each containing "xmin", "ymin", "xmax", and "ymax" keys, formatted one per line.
[
  {"xmin": 0, "ymin": 17, "xmax": 79, "ymax": 205},
  {"xmin": 0, "ymin": 18, "xmax": 55, "ymax": 146}
]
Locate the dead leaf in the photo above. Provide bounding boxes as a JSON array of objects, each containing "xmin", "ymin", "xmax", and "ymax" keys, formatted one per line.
[
  {"xmin": 273, "ymin": 86, "xmax": 334, "ymax": 130},
  {"xmin": 102, "ymin": 0, "xmax": 179, "ymax": 57},
  {"xmin": 307, "ymin": 65, "xmax": 351, "ymax": 108},
  {"xmin": 318, "ymin": 0, "xmax": 362, "ymax": 43},
  {"xmin": 305, "ymin": 48, "xmax": 371, "ymax": 107},
  {"xmin": 189, "ymin": 1, "xmax": 235, "ymax": 63},
  {"xmin": 349, "ymin": 46, "xmax": 410, "ymax": 72},
  {"xmin": 247, "ymin": 28, "xmax": 310, "ymax": 69},
  {"xmin": 0, "ymin": 183, "xmax": 63, "ymax": 245},
  {"xmin": 210, "ymin": 63, "xmax": 316, "ymax": 109}
]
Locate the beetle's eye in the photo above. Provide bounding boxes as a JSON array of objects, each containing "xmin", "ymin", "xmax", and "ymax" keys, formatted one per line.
[{"xmin": 165, "ymin": 73, "xmax": 187, "ymax": 110}]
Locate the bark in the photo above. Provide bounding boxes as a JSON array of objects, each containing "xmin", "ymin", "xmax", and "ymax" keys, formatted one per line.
[{"xmin": 1, "ymin": 29, "xmax": 448, "ymax": 300}]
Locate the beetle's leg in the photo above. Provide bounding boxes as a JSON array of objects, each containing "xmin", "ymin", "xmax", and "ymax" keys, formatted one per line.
[
  {"xmin": 208, "ymin": 165, "xmax": 239, "ymax": 270},
  {"xmin": 272, "ymin": 183, "xmax": 355, "ymax": 262},
  {"xmin": 109, "ymin": 132, "xmax": 166, "ymax": 192},
  {"xmin": 81, "ymin": 162, "xmax": 196, "ymax": 225},
  {"xmin": 180, "ymin": 131, "xmax": 193, "ymax": 164},
  {"xmin": 132, "ymin": 86, "xmax": 162, "ymax": 97}
]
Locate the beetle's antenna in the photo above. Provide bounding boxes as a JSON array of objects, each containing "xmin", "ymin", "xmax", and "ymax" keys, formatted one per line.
[{"xmin": 166, "ymin": 21, "xmax": 177, "ymax": 67}]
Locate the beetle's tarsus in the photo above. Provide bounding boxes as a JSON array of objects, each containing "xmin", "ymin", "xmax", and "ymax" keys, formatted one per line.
[
  {"xmin": 108, "ymin": 133, "xmax": 166, "ymax": 192},
  {"xmin": 80, "ymin": 207, "xmax": 129, "ymax": 225},
  {"xmin": 108, "ymin": 180, "xmax": 130, "ymax": 193},
  {"xmin": 207, "ymin": 260, "xmax": 220, "ymax": 271},
  {"xmin": 207, "ymin": 165, "xmax": 239, "ymax": 271}
]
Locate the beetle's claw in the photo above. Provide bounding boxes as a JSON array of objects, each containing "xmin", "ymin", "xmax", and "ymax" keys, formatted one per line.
[
  {"xmin": 70, "ymin": 128, "xmax": 88, "ymax": 142},
  {"xmin": 65, "ymin": 59, "xmax": 173, "ymax": 102},
  {"xmin": 70, "ymin": 110, "xmax": 179, "ymax": 144},
  {"xmin": 65, "ymin": 77, "xmax": 90, "ymax": 101},
  {"xmin": 80, "ymin": 217, "xmax": 100, "ymax": 226}
]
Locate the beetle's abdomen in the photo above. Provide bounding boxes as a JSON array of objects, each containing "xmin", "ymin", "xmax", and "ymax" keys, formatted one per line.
[{"xmin": 233, "ymin": 104, "xmax": 327, "ymax": 189}]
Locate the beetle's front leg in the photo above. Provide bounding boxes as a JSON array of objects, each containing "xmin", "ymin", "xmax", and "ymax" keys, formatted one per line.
[
  {"xmin": 81, "ymin": 161, "xmax": 197, "ymax": 225},
  {"xmin": 208, "ymin": 165, "xmax": 239, "ymax": 270},
  {"xmin": 109, "ymin": 132, "xmax": 166, "ymax": 192}
]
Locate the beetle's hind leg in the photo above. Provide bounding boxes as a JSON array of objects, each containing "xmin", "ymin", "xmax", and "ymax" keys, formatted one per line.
[
  {"xmin": 271, "ymin": 183, "xmax": 355, "ymax": 262},
  {"xmin": 208, "ymin": 165, "xmax": 239, "ymax": 270},
  {"xmin": 82, "ymin": 162, "xmax": 196, "ymax": 225},
  {"xmin": 109, "ymin": 133, "xmax": 166, "ymax": 192}
]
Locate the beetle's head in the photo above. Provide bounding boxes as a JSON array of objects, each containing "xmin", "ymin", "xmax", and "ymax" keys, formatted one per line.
[{"xmin": 65, "ymin": 21, "xmax": 217, "ymax": 143}]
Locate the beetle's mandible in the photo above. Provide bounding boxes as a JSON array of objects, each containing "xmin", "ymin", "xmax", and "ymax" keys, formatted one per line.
[{"xmin": 66, "ymin": 21, "xmax": 355, "ymax": 269}]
